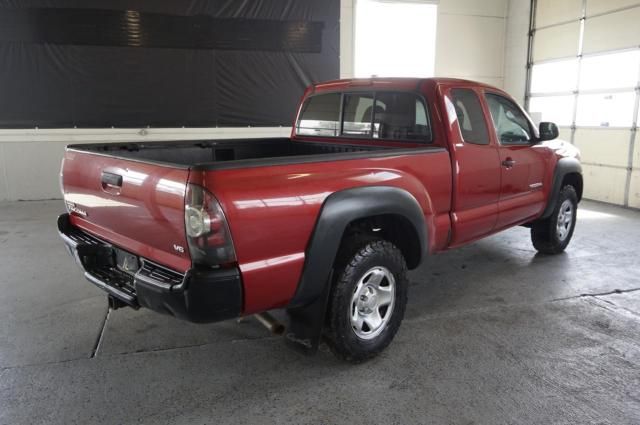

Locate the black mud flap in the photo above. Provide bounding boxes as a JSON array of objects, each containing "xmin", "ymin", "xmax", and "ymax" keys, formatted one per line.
[{"xmin": 284, "ymin": 271, "xmax": 332, "ymax": 355}]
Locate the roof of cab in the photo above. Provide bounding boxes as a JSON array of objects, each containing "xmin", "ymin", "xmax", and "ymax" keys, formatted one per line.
[{"xmin": 311, "ymin": 77, "xmax": 500, "ymax": 93}]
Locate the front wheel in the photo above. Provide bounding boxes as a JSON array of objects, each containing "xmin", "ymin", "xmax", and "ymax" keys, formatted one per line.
[
  {"xmin": 531, "ymin": 185, "xmax": 578, "ymax": 254},
  {"xmin": 325, "ymin": 239, "xmax": 408, "ymax": 362}
]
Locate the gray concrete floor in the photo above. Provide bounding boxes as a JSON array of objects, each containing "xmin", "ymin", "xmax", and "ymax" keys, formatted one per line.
[{"xmin": 1, "ymin": 200, "xmax": 639, "ymax": 424}]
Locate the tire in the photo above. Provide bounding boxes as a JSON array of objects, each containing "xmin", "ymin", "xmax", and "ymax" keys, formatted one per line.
[
  {"xmin": 325, "ymin": 238, "xmax": 408, "ymax": 362},
  {"xmin": 531, "ymin": 185, "xmax": 578, "ymax": 255}
]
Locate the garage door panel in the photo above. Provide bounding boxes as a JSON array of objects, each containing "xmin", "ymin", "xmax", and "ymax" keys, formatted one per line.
[
  {"xmin": 579, "ymin": 50, "xmax": 640, "ymax": 91},
  {"xmin": 583, "ymin": 7, "xmax": 640, "ymax": 53},
  {"xmin": 575, "ymin": 92, "xmax": 637, "ymax": 128},
  {"xmin": 530, "ymin": 59, "xmax": 579, "ymax": 93},
  {"xmin": 533, "ymin": 22, "xmax": 580, "ymax": 61},
  {"xmin": 573, "ymin": 129, "xmax": 630, "ymax": 167},
  {"xmin": 581, "ymin": 163, "xmax": 627, "ymax": 204},
  {"xmin": 530, "ymin": 1, "xmax": 640, "ymax": 207},
  {"xmin": 586, "ymin": 0, "xmax": 640, "ymax": 16},
  {"xmin": 536, "ymin": 0, "xmax": 582, "ymax": 27},
  {"xmin": 558, "ymin": 127, "xmax": 572, "ymax": 142},
  {"xmin": 628, "ymin": 169, "xmax": 640, "ymax": 208},
  {"xmin": 528, "ymin": 95, "xmax": 575, "ymax": 126}
]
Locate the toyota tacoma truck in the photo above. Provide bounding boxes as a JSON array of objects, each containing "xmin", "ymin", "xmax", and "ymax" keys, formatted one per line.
[{"xmin": 58, "ymin": 78, "xmax": 582, "ymax": 362}]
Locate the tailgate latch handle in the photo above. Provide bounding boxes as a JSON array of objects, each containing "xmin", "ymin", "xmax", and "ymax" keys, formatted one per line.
[{"xmin": 101, "ymin": 171, "xmax": 123, "ymax": 188}]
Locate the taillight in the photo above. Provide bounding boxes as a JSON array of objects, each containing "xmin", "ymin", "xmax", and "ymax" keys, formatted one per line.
[{"xmin": 184, "ymin": 184, "xmax": 236, "ymax": 266}]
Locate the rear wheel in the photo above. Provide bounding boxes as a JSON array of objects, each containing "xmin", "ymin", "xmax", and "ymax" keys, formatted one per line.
[
  {"xmin": 531, "ymin": 185, "xmax": 578, "ymax": 254},
  {"xmin": 325, "ymin": 238, "xmax": 408, "ymax": 362}
]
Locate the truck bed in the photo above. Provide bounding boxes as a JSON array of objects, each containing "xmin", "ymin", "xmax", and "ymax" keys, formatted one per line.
[
  {"xmin": 61, "ymin": 134, "xmax": 452, "ymax": 319},
  {"xmin": 68, "ymin": 138, "xmax": 395, "ymax": 169}
]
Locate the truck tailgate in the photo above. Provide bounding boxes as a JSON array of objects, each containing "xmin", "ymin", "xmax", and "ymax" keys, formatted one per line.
[{"xmin": 61, "ymin": 148, "xmax": 191, "ymax": 273}]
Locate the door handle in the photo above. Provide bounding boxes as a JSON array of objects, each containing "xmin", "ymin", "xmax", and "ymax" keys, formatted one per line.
[
  {"xmin": 501, "ymin": 158, "xmax": 516, "ymax": 168},
  {"xmin": 101, "ymin": 171, "xmax": 123, "ymax": 194},
  {"xmin": 101, "ymin": 171, "xmax": 123, "ymax": 187}
]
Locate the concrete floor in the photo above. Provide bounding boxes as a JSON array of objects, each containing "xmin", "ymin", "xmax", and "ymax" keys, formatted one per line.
[{"xmin": 1, "ymin": 200, "xmax": 639, "ymax": 424}]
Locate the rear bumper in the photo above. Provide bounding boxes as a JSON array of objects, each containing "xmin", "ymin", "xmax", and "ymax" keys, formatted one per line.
[{"xmin": 57, "ymin": 214, "xmax": 242, "ymax": 323}]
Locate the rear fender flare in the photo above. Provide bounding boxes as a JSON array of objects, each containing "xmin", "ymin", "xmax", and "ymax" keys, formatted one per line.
[
  {"xmin": 291, "ymin": 185, "xmax": 427, "ymax": 308},
  {"xmin": 284, "ymin": 186, "xmax": 428, "ymax": 353}
]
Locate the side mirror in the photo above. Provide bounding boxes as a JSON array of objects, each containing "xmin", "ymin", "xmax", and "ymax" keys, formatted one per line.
[{"xmin": 538, "ymin": 122, "xmax": 559, "ymax": 142}]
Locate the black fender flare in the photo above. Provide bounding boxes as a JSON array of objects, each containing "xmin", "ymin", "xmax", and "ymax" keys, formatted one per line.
[
  {"xmin": 284, "ymin": 186, "xmax": 428, "ymax": 353},
  {"xmin": 540, "ymin": 157, "xmax": 583, "ymax": 219}
]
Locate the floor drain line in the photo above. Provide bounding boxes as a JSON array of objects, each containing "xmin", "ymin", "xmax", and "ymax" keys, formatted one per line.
[{"xmin": 90, "ymin": 307, "xmax": 111, "ymax": 359}]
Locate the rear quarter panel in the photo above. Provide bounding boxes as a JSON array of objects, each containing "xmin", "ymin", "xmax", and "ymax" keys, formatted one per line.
[{"xmin": 193, "ymin": 150, "xmax": 452, "ymax": 314}]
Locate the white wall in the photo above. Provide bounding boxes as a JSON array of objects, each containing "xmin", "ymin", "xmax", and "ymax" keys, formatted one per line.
[
  {"xmin": 341, "ymin": 0, "xmax": 509, "ymax": 86},
  {"xmin": 503, "ymin": 0, "xmax": 531, "ymax": 104},
  {"xmin": 340, "ymin": 0, "xmax": 356, "ymax": 79},
  {"xmin": 434, "ymin": 0, "xmax": 508, "ymax": 88},
  {"xmin": 0, "ymin": 0, "xmax": 515, "ymax": 201},
  {"xmin": 0, "ymin": 127, "xmax": 290, "ymax": 201}
]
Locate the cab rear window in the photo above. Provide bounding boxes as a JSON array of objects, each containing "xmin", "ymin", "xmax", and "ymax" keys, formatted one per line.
[
  {"xmin": 296, "ymin": 93, "xmax": 341, "ymax": 137},
  {"xmin": 296, "ymin": 91, "xmax": 432, "ymax": 143}
]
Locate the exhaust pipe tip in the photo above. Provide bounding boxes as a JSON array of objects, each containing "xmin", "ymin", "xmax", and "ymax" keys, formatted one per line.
[{"xmin": 253, "ymin": 312, "xmax": 285, "ymax": 335}]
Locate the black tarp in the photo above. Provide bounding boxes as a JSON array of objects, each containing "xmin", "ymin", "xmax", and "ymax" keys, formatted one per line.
[{"xmin": 0, "ymin": 1, "xmax": 339, "ymax": 128}]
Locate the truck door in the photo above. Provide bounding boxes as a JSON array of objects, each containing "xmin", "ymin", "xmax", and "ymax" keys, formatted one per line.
[
  {"xmin": 445, "ymin": 88, "xmax": 501, "ymax": 246},
  {"xmin": 483, "ymin": 92, "xmax": 547, "ymax": 228}
]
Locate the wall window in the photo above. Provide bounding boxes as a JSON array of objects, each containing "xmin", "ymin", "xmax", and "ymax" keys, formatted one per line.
[
  {"xmin": 450, "ymin": 89, "xmax": 490, "ymax": 145},
  {"xmin": 579, "ymin": 50, "xmax": 640, "ymax": 91},
  {"xmin": 354, "ymin": 0, "xmax": 437, "ymax": 78},
  {"xmin": 530, "ymin": 59, "xmax": 579, "ymax": 94}
]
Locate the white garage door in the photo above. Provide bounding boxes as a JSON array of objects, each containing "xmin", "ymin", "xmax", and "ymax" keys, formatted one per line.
[{"xmin": 526, "ymin": 0, "xmax": 640, "ymax": 207}]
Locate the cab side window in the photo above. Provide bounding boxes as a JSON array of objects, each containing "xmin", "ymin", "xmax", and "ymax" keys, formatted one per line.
[
  {"xmin": 450, "ymin": 89, "xmax": 490, "ymax": 145},
  {"xmin": 485, "ymin": 93, "xmax": 532, "ymax": 144}
]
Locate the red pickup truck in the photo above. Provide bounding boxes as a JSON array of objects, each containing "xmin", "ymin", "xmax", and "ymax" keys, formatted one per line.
[{"xmin": 58, "ymin": 78, "xmax": 582, "ymax": 362}]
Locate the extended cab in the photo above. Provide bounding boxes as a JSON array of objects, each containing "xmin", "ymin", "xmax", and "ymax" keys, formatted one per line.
[{"xmin": 58, "ymin": 78, "xmax": 582, "ymax": 361}]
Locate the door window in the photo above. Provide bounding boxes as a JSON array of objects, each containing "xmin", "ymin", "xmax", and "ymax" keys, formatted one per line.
[
  {"xmin": 450, "ymin": 89, "xmax": 490, "ymax": 145},
  {"xmin": 485, "ymin": 94, "xmax": 532, "ymax": 144}
]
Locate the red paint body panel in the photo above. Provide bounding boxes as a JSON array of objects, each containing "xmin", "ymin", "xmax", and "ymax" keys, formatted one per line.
[
  {"xmin": 435, "ymin": 80, "xmax": 570, "ymax": 248},
  {"xmin": 495, "ymin": 144, "xmax": 550, "ymax": 228},
  {"xmin": 60, "ymin": 77, "xmax": 580, "ymax": 317},
  {"xmin": 190, "ymin": 151, "xmax": 452, "ymax": 314}
]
